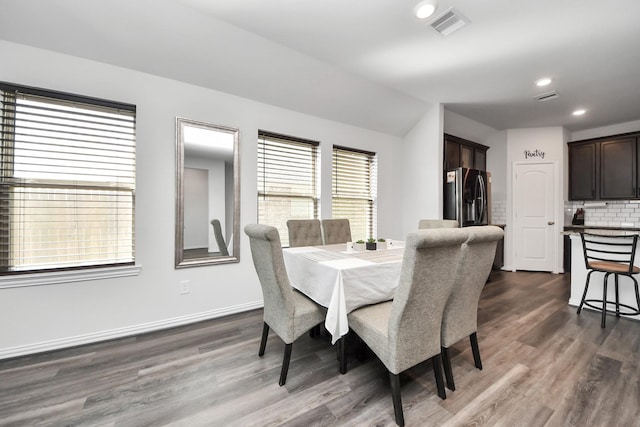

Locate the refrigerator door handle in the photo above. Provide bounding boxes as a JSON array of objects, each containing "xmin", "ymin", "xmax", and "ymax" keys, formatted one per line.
[{"xmin": 477, "ymin": 174, "xmax": 486, "ymax": 223}]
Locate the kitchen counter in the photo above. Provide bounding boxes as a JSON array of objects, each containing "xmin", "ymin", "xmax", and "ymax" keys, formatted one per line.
[
  {"xmin": 563, "ymin": 229, "xmax": 640, "ymax": 236},
  {"xmin": 563, "ymin": 226, "xmax": 640, "ymax": 272},
  {"xmin": 564, "ymin": 224, "xmax": 640, "ymax": 231},
  {"xmin": 563, "ymin": 225, "xmax": 640, "ymax": 236}
]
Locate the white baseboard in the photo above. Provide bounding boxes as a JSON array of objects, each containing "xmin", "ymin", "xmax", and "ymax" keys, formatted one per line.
[
  {"xmin": 568, "ymin": 298, "xmax": 640, "ymax": 322},
  {"xmin": 0, "ymin": 300, "xmax": 264, "ymax": 360},
  {"xmin": 568, "ymin": 298, "xmax": 580, "ymax": 307}
]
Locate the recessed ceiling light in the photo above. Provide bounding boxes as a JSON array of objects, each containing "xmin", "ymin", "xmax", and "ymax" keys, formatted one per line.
[
  {"xmin": 573, "ymin": 109, "xmax": 586, "ymax": 116},
  {"xmin": 536, "ymin": 77, "xmax": 552, "ymax": 87},
  {"xmin": 415, "ymin": 0, "xmax": 438, "ymax": 19}
]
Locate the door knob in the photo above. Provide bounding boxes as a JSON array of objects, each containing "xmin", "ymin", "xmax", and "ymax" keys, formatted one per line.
[{"xmin": 548, "ymin": 221, "xmax": 555, "ymax": 225}]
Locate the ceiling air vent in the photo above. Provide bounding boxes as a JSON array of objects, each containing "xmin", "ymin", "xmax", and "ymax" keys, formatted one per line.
[
  {"xmin": 534, "ymin": 91, "xmax": 560, "ymax": 101},
  {"xmin": 430, "ymin": 7, "xmax": 469, "ymax": 36}
]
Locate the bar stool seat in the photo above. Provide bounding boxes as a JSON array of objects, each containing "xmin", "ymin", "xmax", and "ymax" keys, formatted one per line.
[{"xmin": 577, "ymin": 232, "xmax": 640, "ymax": 328}]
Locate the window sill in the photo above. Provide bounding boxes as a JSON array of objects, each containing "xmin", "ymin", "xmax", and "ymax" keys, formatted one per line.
[{"xmin": 0, "ymin": 265, "xmax": 142, "ymax": 289}]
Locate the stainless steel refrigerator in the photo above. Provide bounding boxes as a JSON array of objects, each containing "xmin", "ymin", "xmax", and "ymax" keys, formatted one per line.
[{"xmin": 443, "ymin": 167, "xmax": 491, "ymax": 227}]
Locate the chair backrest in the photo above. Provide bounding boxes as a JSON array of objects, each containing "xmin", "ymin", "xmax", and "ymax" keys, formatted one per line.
[
  {"xmin": 580, "ymin": 232, "xmax": 639, "ymax": 274},
  {"xmin": 211, "ymin": 219, "xmax": 229, "ymax": 256},
  {"xmin": 322, "ymin": 219, "xmax": 352, "ymax": 244},
  {"xmin": 441, "ymin": 225, "xmax": 504, "ymax": 348},
  {"xmin": 244, "ymin": 224, "xmax": 296, "ymax": 338},
  {"xmin": 418, "ymin": 219, "xmax": 460, "ymax": 229},
  {"xmin": 386, "ymin": 227, "xmax": 469, "ymax": 373},
  {"xmin": 286, "ymin": 219, "xmax": 323, "ymax": 247}
]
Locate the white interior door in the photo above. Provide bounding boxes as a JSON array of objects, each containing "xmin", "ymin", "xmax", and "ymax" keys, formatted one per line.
[{"xmin": 513, "ymin": 162, "xmax": 557, "ymax": 272}]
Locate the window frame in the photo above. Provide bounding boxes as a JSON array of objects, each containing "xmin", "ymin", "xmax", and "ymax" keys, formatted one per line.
[
  {"xmin": 0, "ymin": 82, "xmax": 138, "ymax": 280},
  {"xmin": 331, "ymin": 145, "xmax": 377, "ymax": 240},
  {"xmin": 257, "ymin": 130, "xmax": 320, "ymax": 246}
]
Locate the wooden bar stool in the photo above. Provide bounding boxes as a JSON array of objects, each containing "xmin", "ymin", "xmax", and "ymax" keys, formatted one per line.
[{"xmin": 577, "ymin": 232, "xmax": 640, "ymax": 328}]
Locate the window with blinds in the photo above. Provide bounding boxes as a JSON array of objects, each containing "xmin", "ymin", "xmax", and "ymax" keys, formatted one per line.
[
  {"xmin": 0, "ymin": 83, "xmax": 136, "ymax": 274},
  {"xmin": 257, "ymin": 131, "xmax": 319, "ymax": 246},
  {"xmin": 332, "ymin": 146, "xmax": 377, "ymax": 241}
]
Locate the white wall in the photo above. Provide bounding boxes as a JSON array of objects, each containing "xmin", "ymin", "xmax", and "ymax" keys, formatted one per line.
[
  {"xmin": 443, "ymin": 109, "xmax": 508, "ymax": 203},
  {"xmin": 0, "ymin": 41, "xmax": 403, "ymax": 358},
  {"xmin": 570, "ymin": 119, "xmax": 640, "ymax": 141},
  {"xmin": 443, "ymin": 109, "xmax": 498, "ymax": 145},
  {"xmin": 504, "ymin": 127, "xmax": 567, "ymax": 271},
  {"xmin": 485, "ymin": 131, "xmax": 508, "ymax": 203},
  {"xmin": 399, "ymin": 104, "xmax": 443, "ymax": 235}
]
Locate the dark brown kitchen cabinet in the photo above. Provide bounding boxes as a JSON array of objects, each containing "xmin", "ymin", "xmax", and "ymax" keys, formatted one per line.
[
  {"xmin": 568, "ymin": 141, "xmax": 598, "ymax": 200},
  {"xmin": 568, "ymin": 132, "xmax": 640, "ymax": 201},
  {"xmin": 445, "ymin": 137, "xmax": 461, "ymax": 171},
  {"xmin": 600, "ymin": 137, "xmax": 636, "ymax": 199},
  {"xmin": 443, "ymin": 133, "xmax": 488, "ymax": 171}
]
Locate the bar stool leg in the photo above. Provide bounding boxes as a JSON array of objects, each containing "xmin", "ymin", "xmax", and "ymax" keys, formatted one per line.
[
  {"xmin": 601, "ymin": 273, "xmax": 609, "ymax": 328},
  {"xmin": 614, "ymin": 274, "xmax": 621, "ymax": 317},
  {"xmin": 633, "ymin": 278, "xmax": 640, "ymax": 316},
  {"xmin": 577, "ymin": 271, "xmax": 594, "ymax": 314}
]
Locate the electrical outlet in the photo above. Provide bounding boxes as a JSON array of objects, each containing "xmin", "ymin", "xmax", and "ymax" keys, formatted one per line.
[{"xmin": 179, "ymin": 280, "xmax": 190, "ymax": 295}]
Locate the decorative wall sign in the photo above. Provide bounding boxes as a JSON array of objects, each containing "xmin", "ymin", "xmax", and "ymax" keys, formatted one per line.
[{"xmin": 524, "ymin": 149, "xmax": 545, "ymax": 159}]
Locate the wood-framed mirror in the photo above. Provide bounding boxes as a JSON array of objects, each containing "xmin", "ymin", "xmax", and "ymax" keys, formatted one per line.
[{"xmin": 175, "ymin": 117, "xmax": 240, "ymax": 267}]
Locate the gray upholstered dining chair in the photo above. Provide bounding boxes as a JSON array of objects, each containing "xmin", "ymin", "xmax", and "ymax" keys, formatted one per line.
[
  {"xmin": 418, "ymin": 219, "xmax": 459, "ymax": 229},
  {"xmin": 346, "ymin": 228, "xmax": 469, "ymax": 426},
  {"xmin": 321, "ymin": 218, "xmax": 352, "ymax": 244},
  {"xmin": 440, "ymin": 225, "xmax": 504, "ymax": 391},
  {"xmin": 210, "ymin": 219, "xmax": 229, "ymax": 256},
  {"xmin": 286, "ymin": 219, "xmax": 323, "ymax": 247},
  {"xmin": 244, "ymin": 224, "xmax": 327, "ymax": 386}
]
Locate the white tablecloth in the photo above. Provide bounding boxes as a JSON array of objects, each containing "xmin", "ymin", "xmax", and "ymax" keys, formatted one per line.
[{"xmin": 283, "ymin": 243, "xmax": 404, "ymax": 343}]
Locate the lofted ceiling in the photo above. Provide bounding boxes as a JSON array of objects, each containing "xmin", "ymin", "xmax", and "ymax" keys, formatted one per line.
[{"xmin": 1, "ymin": 0, "xmax": 639, "ymax": 137}]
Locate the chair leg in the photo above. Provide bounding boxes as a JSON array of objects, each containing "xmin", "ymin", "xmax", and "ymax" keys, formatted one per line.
[
  {"xmin": 258, "ymin": 323, "xmax": 269, "ymax": 357},
  {"xmin": 388, "ymin": 372, "xmax": 405, "ymax": 427},
  {"xmin": 577, "ymin": 271, "xmax": 594, "ymax": 314},
  {"xmin": 309, "ymin": 324, "xmax": 321, "ymax": 338},
  {"xmin": 441, "ymin": 347, "xmax": 455, "ymax": 391},
  {"xmin": 279, "ymin": 343, "xmax": 293, "ymax": 386},
  {"xmin": 470, "ymin": 332, "xmax": 483, "ymax": 370},
  {"xmin": 338, "ymin": 336, "xmax": 347, "ymax": 374},
  {"xmin": 432, "ymin": 354, "xmax": 447, "ymax": 400},
  {"xmin": 601, "ymin": 273, "xmax": 609, "ymax": 328}
]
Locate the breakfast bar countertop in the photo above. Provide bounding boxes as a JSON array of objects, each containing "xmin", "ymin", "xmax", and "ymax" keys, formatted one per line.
[{"xmin": 563, "ymin": 225, "xmax": 640, "ymax": 236}]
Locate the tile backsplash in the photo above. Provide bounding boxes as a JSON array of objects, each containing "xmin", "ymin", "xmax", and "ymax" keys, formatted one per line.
[
  {"xmin": 565, "ymin": 200, "xmax": 640, "ymax": 227},
  {"xmin": 492, "ymin": 200, "xmax": 507, "ymax": 225}
]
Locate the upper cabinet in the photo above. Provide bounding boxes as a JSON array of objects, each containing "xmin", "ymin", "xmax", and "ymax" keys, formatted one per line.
[
  {"xmin": 444, "ymin": 134, "xmax": 489, "ymax": 171},
  {"xmin": 568, "ymin": 133, "xmax": 640, "ymax": 201},
  {"xmin": 600, "ymin": 137, "xmax": 637, "ymax": 199},
  {"xmin": 568, "ymin": 141, "xmax": 598, "ymax": 200}
]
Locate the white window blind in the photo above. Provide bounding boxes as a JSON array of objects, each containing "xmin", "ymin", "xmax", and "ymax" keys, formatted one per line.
[
  {"xmin": 0, "ymin": 83, "xmax": 136, "ymax": 273},
  {"xmin": 257, "ymin": 131, "xmax": 319, "ymax": 246},
  {"xmin": 332, "ymin": 145, "xmax": 377, "ymax": 240}
]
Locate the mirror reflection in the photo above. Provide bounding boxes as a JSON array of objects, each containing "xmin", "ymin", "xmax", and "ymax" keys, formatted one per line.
[{"xmin": 175, "ymin": 117, "xmax": 240, "ymax": 267}]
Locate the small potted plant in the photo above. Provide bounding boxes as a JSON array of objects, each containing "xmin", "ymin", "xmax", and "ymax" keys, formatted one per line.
[
  {"xmin": 377, "ymin": 238, "xmax": 387, "ymax": 250},
  {"xmin": 354, "ymin": 239, "xmax": 366, "ymax": 252},
  {"xmin": 366, "ymin": 237, "xmax": 377, "ymax": 251}
]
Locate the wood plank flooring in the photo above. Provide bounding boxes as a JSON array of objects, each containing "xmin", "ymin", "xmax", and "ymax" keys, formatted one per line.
[{"xmin": 2, "ymin": 271, "xmax": 640, "ymax": 426}]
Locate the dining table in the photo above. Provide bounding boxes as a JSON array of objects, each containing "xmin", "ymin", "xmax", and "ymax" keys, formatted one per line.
[{"xmin": 282, "ymin": 241, "xmax": 405, "ymax": 345}]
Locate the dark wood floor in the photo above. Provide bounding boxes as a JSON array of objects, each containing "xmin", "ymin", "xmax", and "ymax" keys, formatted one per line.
[{"xmin": 2, "ymin": 271, "xmax": 640, "ymax": 426}]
